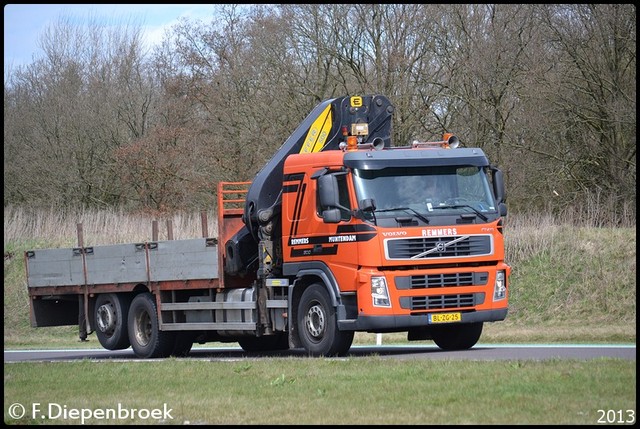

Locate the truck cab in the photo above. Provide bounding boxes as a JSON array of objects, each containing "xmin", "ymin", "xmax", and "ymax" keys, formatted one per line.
[{"xmin": 279, "ymin": 136, "xmax": 510, "ymax": 355}]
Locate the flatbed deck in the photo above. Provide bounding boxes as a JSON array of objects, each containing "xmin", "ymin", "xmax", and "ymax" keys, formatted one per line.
[{"xmin": 26, "ymin": 237, "xmax": 220, "ymax": 293}]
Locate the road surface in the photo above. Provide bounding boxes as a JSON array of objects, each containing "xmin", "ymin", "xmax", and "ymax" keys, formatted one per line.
[{"xmin": 4, "ymin": 343, "xmax": 635, "ymax": 362}]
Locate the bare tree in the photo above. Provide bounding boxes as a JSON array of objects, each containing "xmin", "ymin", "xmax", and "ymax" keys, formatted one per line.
[
  {"xmin": 4, "ymin": 4, "xmax": 635, "ymax": 223},
  {"xmin": 4, "ymin": 15, "xmax": 151, "ymax": 209},
  {"xmin": 529, "ymin": 4, "xmax": 636, "ymax": 220}
]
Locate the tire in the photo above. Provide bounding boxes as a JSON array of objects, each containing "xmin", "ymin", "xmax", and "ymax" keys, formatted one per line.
[
  {"xmin": 127, "ymin": 293, "xmax": 175, "ymax": 358},
  {"xmin": 238, "ymin": 334, "xmax": 289, "ymax": 353},
  {"xmin": 296, "ymin": 283, "xmax": 354, "ymax": 357},
  {"xmin": 171, "ymin": 333, "xmax": 195, "ymax": 357},
  {"xmin": 431, "ymin": 322, "xmax": 483, "ymax": 350},
  {"xmin": 94, "ymin": 293, "xmax": 131, "ymax": 350}
]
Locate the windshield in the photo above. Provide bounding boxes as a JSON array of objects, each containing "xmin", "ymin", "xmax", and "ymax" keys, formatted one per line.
[{"xmin": 352, "ymin": 166, "xmax": 497, "ymax": 226}]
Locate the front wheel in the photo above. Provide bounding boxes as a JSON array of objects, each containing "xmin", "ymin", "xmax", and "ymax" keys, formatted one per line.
[
  {"xmin": 431, "ymin": 322, "xmax": 483, "ymax": 350},
  {"xmin": 127, "ymin": 293, "xmax": 175, "ymax": 358},
  {"xmin": 296, "ymin": 283, "xmax": 353, "ymax": 357}
]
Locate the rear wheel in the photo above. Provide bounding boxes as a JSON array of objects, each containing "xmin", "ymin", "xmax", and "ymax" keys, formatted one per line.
[
  {"xmin": 171, "ymin": 333, "xmax": 195, "ymax": 357},
  {"xmin": 296, "ymin": 283, "xmax": 353, "ymax": 357},
  {"xmin": 127, "ymin": 293, "xmax": 175, "ymax": 358},
  {"xmin": 94, "ymin": 293, "xmax": 131, "ymax": 350},
  {"xmin": 431, "ymin": 322, "xmax": 483, "ymax": 350}
]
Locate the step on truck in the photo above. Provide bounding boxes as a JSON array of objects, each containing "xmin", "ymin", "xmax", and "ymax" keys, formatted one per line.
[{"xmin": 25, "ymin": 94, "xmax": 511, "ymax": 358}]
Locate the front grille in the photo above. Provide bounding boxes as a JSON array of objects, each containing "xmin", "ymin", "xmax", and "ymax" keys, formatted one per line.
[
  {"xmin": 396, "ymin": 272, "xmax": 488, "ymax": 289},
  {"xmin": 399, "ymin": 293, "xmax": 484, "ymax": 310},
  {"xmin": 385, "ymin": 235, "xmax": 492, "ymax": 260}
]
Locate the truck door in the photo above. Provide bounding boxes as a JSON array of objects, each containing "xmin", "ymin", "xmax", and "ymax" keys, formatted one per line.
[{"xmin": 282, "ymin": 170, "xmax": 360, "ymax": 292}]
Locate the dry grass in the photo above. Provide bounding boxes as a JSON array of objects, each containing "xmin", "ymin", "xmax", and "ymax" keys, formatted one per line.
[{"xmin": 3, "ymin": 205, "xmax": 218, "ymax": 248}]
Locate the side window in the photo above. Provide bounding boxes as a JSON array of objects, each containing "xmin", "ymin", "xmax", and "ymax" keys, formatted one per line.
[
  {"xmin": 316, "ymin": 174, "xmax": 352, "ymax": 221},
  {"xmin": 336, "ymin": 175, "xmax": 351, "ymax": 220}
]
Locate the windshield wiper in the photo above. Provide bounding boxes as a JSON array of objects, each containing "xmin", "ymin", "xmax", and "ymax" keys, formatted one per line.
[
  {"xmin": 432, "ymin": 204, "xmax": 488, "ymax": 221},
  {"xmin": 375, "ymin": 207, "xmax": 430, "ymax": 224}
]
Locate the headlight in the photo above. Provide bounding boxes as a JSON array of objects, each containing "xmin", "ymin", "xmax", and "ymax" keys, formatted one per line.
[
  {"xmin": 371, "ymin": 276, "xmax": 391, "ymax": 307},
  {"xmin": 493, "ymin": 270, "xmax": 507, "ymax": 301}
]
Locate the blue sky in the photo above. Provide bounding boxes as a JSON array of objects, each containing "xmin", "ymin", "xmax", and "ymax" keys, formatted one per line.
[{"xmin": 4, "ymin": 4, "xmax": 219, "ymax": 73}]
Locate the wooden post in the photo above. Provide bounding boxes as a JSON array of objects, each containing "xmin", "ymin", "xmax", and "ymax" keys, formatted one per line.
[
  {"xmin": 76, "ymin": 222, "xmax": 88, "ymax": 342},
  {"xmin": 76, "ymin": 222, "xmax": 84, "ymax": 248},
  {"xmin": 152, "ymin": 220, "xmax": 158, "ymax": 241},
  {"xmin": 201, "ymin": 210, "xmax": 208, "ymax": 238},
  {"xmin": 166, "ymin": 219, "xmax": 174, "ymax": 240}
]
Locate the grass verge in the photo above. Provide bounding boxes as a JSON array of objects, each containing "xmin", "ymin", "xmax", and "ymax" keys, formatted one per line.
[{"xmin": 4, "ymin": 358, "xmax": 636, "ymax": 425}]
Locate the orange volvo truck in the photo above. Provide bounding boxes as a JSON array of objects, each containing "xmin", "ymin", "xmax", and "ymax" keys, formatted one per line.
[{"xmin": 25, "ymin": 94, "xmax": 510, "ymax": 358}]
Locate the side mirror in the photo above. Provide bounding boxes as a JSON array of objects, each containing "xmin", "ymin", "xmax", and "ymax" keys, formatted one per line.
[
  {"xmin": 317, "ymin": 172, "xmax": 352, "ymax": 223},
  {"xmin": 318, "ymin": 174, "xmax": 340, "ymax": 208},
  {"xmin": 359, "ymin": 198, "xmax": 376, "ymax": 212},
  {"xmin": 322, "ymin": 208, "xmax": 342, "ymax": 224},
  {"xmin": 491, "ymin": 168, "xmax": 506, "ymax": 205}
]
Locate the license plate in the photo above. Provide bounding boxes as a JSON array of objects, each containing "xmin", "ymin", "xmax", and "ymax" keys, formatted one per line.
[{"xmin": 429, "ymin": 312, "xmax": 462, "ymax": 324}]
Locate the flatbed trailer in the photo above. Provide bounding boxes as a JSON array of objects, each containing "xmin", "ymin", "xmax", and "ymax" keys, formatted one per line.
[{"xmin": 26, "ymin": 182, "xmax": 289, "ymax": 357}]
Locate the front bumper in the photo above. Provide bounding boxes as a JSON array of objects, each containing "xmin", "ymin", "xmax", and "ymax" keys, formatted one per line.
[{"xmin": 338, "ymin": 308, "xmax": 508, "ymax": 331}]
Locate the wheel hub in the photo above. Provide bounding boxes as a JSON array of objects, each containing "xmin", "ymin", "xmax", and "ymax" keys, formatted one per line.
[
  {"xmin": 96, "ymin": 304, "xmax": 116, "ymax": 334},
  {"xmin": 305, "ymin": 304, "xmax": 325, "ymax": 338},
  {"xmin": 134, "ymin": 312, "xmax": 152, "ymax": 346}
]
